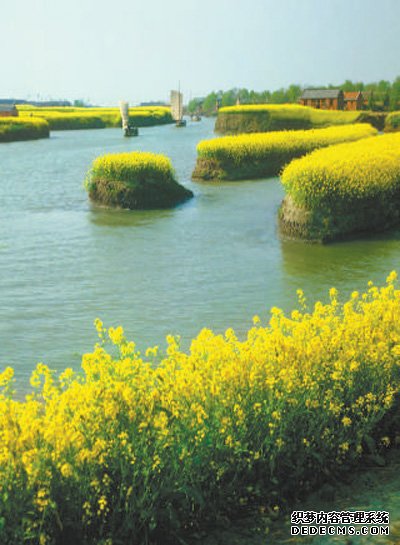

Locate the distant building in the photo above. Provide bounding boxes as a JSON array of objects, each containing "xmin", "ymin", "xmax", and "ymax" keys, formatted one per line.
[
  {"xmin": 299, "ymin": 89, "xmax": 344, "ymax": 110},
  {"xmin": 140, "ymin": 101, "xmax": 168, "ymax": 107},
  {"xmin": 1, "ymin": 99, "xmax": 72, "ymax": 108},
  {"xmin": 0, "ymin": 104, "xmax": 18, "ymax": 117},
  {"xmin": 0, "ymin": 98, "xmax": 26, "ymax": 105},
  {"xmin": 344, "ymin": 91, "xmax": 364, "ymax": 111},
  {"xmin": 29, "ymin": 101, "xmax": 72, "ymax": 107}
]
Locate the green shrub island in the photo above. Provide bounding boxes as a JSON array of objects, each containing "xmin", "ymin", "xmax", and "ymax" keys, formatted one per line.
[
  {"xmin": 192, "ymin": 124, "xmax": 377, "ymax": 181},
  {"xmin": 280, "ymin": 132, "xmax": 400, "ymax": 242},
  {"xmin": 85, "ymin": 151, "xmax": 193, "ymax": 209},
  {"xmin": 0, "ymin": 118, "xmax": 50, "ymax": 143},
  {"xmin": 214, "ymin": 104, "xmax": 374, "ymax": 134}
]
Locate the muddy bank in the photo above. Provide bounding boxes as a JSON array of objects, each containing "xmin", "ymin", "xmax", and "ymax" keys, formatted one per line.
[
  {"xmin": 192, "ymin": 156, "xmax": 285, "ymax": 181},
  {"xmin": 279, "ymin": 195, "xmax": 400, "ymax": 243},
  {"xmin": 88, "ymin": 176, "xmax": 193, "ymax": 209}
]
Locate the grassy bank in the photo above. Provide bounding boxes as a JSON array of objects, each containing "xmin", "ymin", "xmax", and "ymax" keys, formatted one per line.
[
  {"xmin": 214, "ymin": 104, "xmax": 368, "ymax": 134},
  {"xmin": 0, "ymin": 117, "xmax": 49, "ymax": 142},
  {"xmin": 30, "ymin": 114, "xmax": 106, "ymax": 130},
  {"xmin": 85, "ymin": 151, "xmax": 193, "ymax": 209},
  {"xmin": 18, "ymin": 106, "xmax": 173, "ymax": 130},
  {"xmin": 192, "ymin": 123, "xmax": 376, "ymax": 181},
  {"xmin": 1, "ymin": 274, "xmax": 400, "ymax": 544},
  {"xmin": 280, "ymin": 132, "xmax": 400, "ymax": 242},
  {"xmin": 384, "ymin": 111, "xmax": 400, "ymax": 132}
]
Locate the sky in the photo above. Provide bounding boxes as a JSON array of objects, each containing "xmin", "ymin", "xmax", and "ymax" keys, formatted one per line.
[{"xmin": 1, "ymin": 0, "xmax": 400, "ymax": 105}]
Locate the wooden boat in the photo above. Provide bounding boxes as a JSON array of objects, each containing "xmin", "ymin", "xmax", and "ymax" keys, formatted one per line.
[
  {"xmin": 124, "ymin": 125, "xmax": 139, "ymax": 137},
  {"xmin": 119, "ymin": 101, "xmax": 139, "ymax": 137},
  {"xmin": 171, "ymin": 87, "xmax": 186, "ymax": 128}
]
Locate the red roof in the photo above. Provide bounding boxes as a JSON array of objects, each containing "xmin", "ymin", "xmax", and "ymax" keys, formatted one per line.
[{"xmin": 344, "ymin": 91, "xmax": 362, "ymax": 101}]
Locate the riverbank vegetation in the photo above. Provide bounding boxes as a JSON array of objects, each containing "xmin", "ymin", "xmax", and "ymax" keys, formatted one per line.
[
  {"xmin": 280, "ymin": 132, "xmax": 400, "ymax": 242},
  {"xmin": 85, "ymin": 151, "xmax": 193, "ymax": 209},
  {"xmin": 0, "ymin": 117, "xmax": 50, "ymax": 142},
  {"xmin": 193, "ymin": 123, "xmax": 376, "ymax": 181},
  {"xmin": 189, "ymin": 76, "xmax": 400, "ymax": 115},
  {"xmin": 214, "ymin": 104, "xmax": 377, "ymax": 134},
  {"xmin": 1, "ymin": 274, "xmax": 400, "ymax": 544},
  {"xmin": 384, "ymin": 111, "xmax": 400, "ymax": 132},
  {"xmin": 33, "ymin": 114, "xmax": 106, "ymax": 130},
  {"xmin": 18, "ymin": 106, "xmax": 173, "ymax": 130}
]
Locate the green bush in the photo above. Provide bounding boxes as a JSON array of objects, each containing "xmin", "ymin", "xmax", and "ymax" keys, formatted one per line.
[{"xmin": 385, "ymin": 111, "xmax": 400, "ymax": 132}]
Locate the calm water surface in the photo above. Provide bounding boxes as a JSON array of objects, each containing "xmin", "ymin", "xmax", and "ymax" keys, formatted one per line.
[{"xmin": 2, "ymin": 118, "xmax": 400, "ymax": 392}]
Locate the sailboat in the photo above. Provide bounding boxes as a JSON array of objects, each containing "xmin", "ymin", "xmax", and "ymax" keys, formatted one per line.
[
  {"xmin": 119, "ymin": 101, "xmax": 139, "ymax": 137},
  {"xmin": 170, "ymin": 86, "xmax": 186, "ymax": 127}
]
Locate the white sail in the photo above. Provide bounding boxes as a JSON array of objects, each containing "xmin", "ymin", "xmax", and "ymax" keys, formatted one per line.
[
  {"xmin": 119, "ymin": 101, "xmax": 130, "ymax": 129},
  {"xmin": 170, "ymin": 90, "xmax": 183, "ymax": 121}
]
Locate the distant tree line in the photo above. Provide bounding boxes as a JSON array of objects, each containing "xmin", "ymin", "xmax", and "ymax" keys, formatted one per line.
[{"xmin": 188, "ymin": 77, "xmax": 400, "ymax": 115}]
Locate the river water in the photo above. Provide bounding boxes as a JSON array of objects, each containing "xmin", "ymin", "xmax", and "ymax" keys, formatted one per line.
[{"xmin": 2, "ymin": 117, "xmax": 400, "ymax": 392}]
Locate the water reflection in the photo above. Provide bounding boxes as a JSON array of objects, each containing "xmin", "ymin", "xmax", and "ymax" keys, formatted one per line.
[
  {"xmin": 280, "ymin": 231, "xmax": 400, "ymax": 302},
  {"xmin": 88, "ymin": 206, "xmax": 177, "ymax": 228}
]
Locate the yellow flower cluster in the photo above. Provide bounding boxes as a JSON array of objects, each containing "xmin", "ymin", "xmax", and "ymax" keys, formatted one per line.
[
  {"xmin": 1, "ymin": 274, "xmax": 400, "ymax": 543},
  {"xmin": 17, "ymin": 105, "xmax": 173, "ymax": 129},
  {"xmin": 87, "ymin": 150, "xmax": 175, "ymax": 185},
  {"xmin": 193, "ymin": 124, "xmax": 376, "ymax": 180},
  {"xmin": 215, "ymin": 104, "xmax": 363, "ymax": 135},
  {"xmin": 219, "ymin": 103, "xmax": 361, "ymax": 124},
  {"xmin": 281, "ymin": 132, "xmax": 400, "ymax": 206}
]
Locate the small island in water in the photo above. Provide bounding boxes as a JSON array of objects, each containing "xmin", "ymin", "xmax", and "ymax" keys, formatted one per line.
[{"xmin": 85, "ymin": 151, "xmax": 193, "ymax": 209}]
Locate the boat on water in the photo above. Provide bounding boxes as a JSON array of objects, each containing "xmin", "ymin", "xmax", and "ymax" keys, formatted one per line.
[
  {"xmin": 123, "ymin": 125, "xmax": 139, "ymax": 137},
  {"xmin": 170, "ymin": 88, "xmax": 186, "ymax": 127},
  {"xmin": 119, "ymin": 101, "xmax": 139, "ymax": 137}
]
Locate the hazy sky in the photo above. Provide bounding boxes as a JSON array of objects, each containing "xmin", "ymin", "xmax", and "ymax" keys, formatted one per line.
[{"xmin": 2, "ymin": 0, "xmax": 399, "ymax": 105}]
